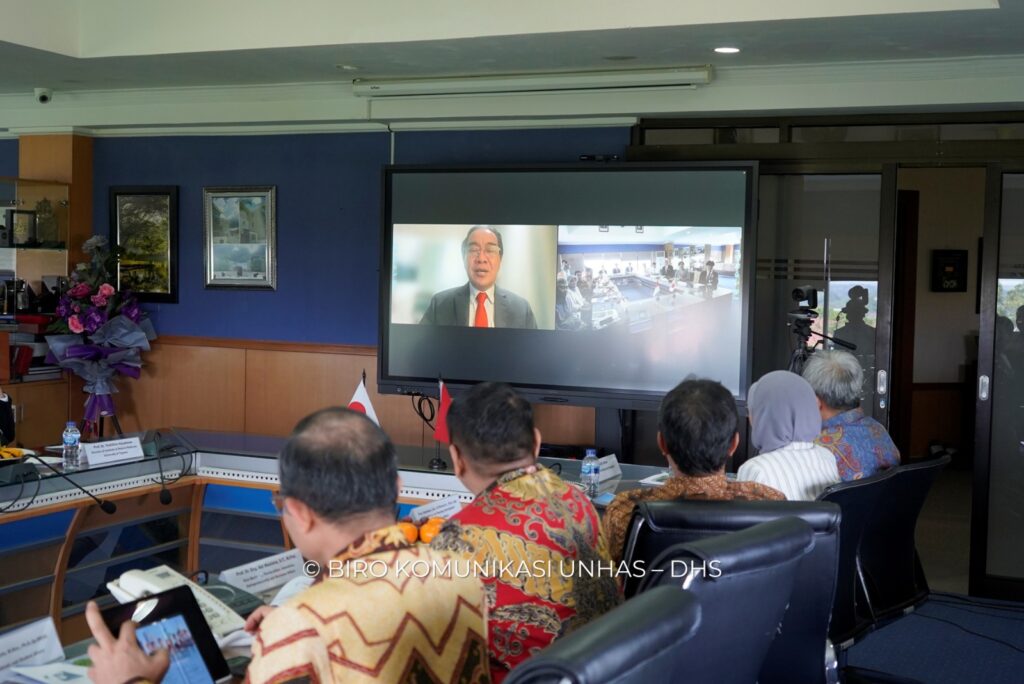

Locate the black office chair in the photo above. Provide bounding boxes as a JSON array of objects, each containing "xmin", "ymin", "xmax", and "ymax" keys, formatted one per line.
[
  {"xmin": 858, "ymin": 452, "xmax": 952, "ymax": 621},
  {"xmin": 622, "ymin": 499, "xmax": 841, "ymax": 684},
  {"xmin": 817, "ymin": 467, "xmax": 898, "ymax": 646},
  {"xmin": 503, "ymin": 586, "xmax": 702, "ymax": 684},
  {"xmin": 639, "ymin": 517, "xmax": 815, "ymax": 684}
]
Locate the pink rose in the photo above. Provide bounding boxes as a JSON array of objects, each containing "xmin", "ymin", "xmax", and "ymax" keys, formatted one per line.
[
  {"xmin": 68, "ymin": 283, "xmax": 92, "ymax": 298},
  {"xmin": 91, "ymin": 294, "xmax": 108, "ymax": 307},
  {"xmin": 68, "ymin": 315, "xmax": 84, "ymax": 333},
  {"xmin": 98, "ymin": 283, "xmax": 115, "ymax": 297}
]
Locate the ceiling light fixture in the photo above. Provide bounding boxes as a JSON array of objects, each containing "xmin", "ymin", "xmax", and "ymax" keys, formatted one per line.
[
  {"xmin": 714, "ymin": 47, "xmax": 740, "ymax": 54},
  {"xmin": 352, "ymin": 66, "xmax": 713, "ymax": 97}
]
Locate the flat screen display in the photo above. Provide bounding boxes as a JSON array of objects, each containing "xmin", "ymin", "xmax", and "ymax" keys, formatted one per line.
[{"xmin": 380, "ymin": 165, "xmax": 755, "ymax": 408}]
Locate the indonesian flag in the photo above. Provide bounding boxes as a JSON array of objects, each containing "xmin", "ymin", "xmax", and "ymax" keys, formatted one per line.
[
  {"xmin": 434, "ymin": 379, "xmax": 453, "ymax": 443},
  {"xmin": 348, "ymin": 379, "xmax": 379, "ymax": 425}
]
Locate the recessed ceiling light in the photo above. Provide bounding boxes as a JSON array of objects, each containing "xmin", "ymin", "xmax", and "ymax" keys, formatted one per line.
[
  {"xmin": 335, "ymin": 64, "xmax": 359, "ymax": 71},
  {"xmin": 714, "ymin": 47, "xmax": 740, "ymax": 54}
]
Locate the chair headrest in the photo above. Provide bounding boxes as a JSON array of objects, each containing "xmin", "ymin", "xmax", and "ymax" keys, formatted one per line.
[
  {"xmin": 818, "ymin": 465, "xmax": 897, "ymax": 499},
  {"xmin": 640, "ymin": 499, "xmax": 841, "ymax": 535},
  {"xmin": 651, "ymin": 517, "xmax": 815, "ymax": 580},
  {"xmin": 504, "ymin": 586, "xmax": 701, "ymax": 684}
]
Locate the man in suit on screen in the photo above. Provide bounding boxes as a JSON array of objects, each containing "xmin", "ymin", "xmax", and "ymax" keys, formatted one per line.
[{"xmin": 420, "ymin": 225, "xmax": 538, "ymax": 329}]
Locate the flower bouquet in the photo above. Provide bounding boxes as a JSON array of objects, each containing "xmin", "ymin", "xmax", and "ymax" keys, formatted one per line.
[{"xmin": 46, "ymin": 236, "xmax": 157, "ymax": 433}]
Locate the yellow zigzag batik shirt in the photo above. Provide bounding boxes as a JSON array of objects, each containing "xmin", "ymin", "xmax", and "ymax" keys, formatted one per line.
[{"xmin": 246, "ymin": 524, "xmax": 490, "ymax": 684}]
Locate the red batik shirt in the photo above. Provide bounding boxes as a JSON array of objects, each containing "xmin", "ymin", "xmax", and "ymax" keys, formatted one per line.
[{"xmin": 431, "ymin": 465, "xmax": 620, "ymax": 683}]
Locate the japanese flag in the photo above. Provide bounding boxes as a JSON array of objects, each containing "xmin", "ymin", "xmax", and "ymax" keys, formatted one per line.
[{"xmin": 348, "ymin": 379, "xmax": 379, "ymax": 425}]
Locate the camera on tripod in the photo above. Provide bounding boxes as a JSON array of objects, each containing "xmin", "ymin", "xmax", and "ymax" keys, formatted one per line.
[{"xmin": 786, "ymin": 286, "xmax": 856, "ymax": 374}]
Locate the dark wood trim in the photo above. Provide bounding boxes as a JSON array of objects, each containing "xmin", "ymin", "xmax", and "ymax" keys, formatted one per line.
[
  {"xmin": 890, "ymin": 189, "xmax": 920, "ymax": 457},
  {"xmin": 969, "ymin": 164, "xmax": 1003, "ymax": 598},
  {"xmin": 49, "ymin": 505, "xmax": 85, "ymax": 639},
  {"xmin": 154, "ymin": 335, "xmax": 376, "ymax": 356},
  {"xmin": 873, "ymin": 164, "xmax": 899, "ymax": 427},
  {"xmin": 187, "ymin": 482, "xmax": 205, "ymax": 574},
  {"xmin": 910, "ymin": 382, "xmax": 968, "ymax": 392}
]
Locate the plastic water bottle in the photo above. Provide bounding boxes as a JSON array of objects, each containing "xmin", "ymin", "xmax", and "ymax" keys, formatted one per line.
[
  {"xmin": 62, "ymin": 421, "xmax": 81, "ymax": 471},
  {"xmin": 581, "ymin": 448, "xmax": 600, "ymax": 499}
]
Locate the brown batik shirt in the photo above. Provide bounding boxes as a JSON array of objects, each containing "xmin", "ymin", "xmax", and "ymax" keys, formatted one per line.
[{"xmin": 603, "ymin": 470, "xmax": 785, "ymax": 563}]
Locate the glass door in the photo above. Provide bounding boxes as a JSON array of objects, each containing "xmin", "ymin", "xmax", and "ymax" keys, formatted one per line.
[
  {"xmin": 754, "ymin": 169, "xmax": 897, "ymax": 424},
  {"xmin": 971, "ymin": 168, "xmax": 1024, "ymax": 598}
]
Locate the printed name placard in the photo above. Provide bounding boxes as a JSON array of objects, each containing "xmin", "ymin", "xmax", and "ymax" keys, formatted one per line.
[
  {"xmin": 597, "ymin": 453, "xmax": 623, "ymax": 481},
  {"xmin": 80, "ymin": 437, "xmax": 145, "ymax": 466},
  {"xmin": 0, "ymin": 617, "xmax": 64, "ymax": 678},
  {"xmin": 409, "ymin": 495, "xmax": 463, "ymax": 523},
  {"xmin": 220, "ymin": 549, "xmax": 305, "ymax": 594}
]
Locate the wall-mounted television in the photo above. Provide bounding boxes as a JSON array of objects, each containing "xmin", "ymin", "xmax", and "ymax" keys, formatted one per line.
[{"xmin": 378, "ymin": 163, "xmax": 757, "ymax": 410}]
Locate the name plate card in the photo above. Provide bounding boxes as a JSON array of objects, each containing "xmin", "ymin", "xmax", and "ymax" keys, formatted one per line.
[
  {"xmin": 409, "ymin": 495, "xmax": 463, "ymax": 522},
  {"xmin": 597, "ymin": 453, "xmax": 623, "ymax": 482},
  {"xmin": 220, "ymin": 549, "xmax": 305, "ymax": 595},
  {"xmin": 0, "ymin": 617, "xmax": 64, "ymax": 679},
  {"xmin": 80, "ymin": 437, "xmax": 145, "ymax": 466}
]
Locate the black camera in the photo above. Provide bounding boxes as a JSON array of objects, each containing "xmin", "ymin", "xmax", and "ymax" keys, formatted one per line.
[{"xmin": 792, "ymin": 287, "xmax": 818, "ymax": 309}]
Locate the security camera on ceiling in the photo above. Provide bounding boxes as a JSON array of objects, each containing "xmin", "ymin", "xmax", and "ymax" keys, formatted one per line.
[{"xmin": 33, "ymin": 88, "xmax": 52, "ymax": 104}]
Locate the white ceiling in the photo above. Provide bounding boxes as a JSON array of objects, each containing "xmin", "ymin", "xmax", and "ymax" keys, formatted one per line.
[
  {"xmin": 2, "ymin": 1, "xmax": 1024, "ymax": 133},
  {"xmin": 0, "ymin": 1, "xmax": 1021, "ymax": 95}
]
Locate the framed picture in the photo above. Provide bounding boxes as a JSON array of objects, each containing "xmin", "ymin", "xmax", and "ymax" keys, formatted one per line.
[
  {"xmin": 6, "ymin": 209, "xmax": 37, "ymax": 246},
  {"xmin": 203, "ymin": 186, "xmax": 276, "ymax": 290},
  {"xmin": 109, "ymin": 186, "xmax": 179, "ymax": 303}
]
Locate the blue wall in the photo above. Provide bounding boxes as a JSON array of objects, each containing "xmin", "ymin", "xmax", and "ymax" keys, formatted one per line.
[
  {"xmin": 0, "ymin": 139, "xmax": 17, "ymax": 177},
  {"xmin": 92, "ymin": 127, "xmax": 630, "ymax": 344}
]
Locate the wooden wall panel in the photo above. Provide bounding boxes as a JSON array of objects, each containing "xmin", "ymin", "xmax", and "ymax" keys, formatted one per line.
[
  {"xmin": 71, "ymin": 343, "xmax": 246, "ymax": 433},
  {"xmin": 533, "ymin": 404, "xmax": 596, "ymax": 446},
  {"xmin": 909, "ymin": 383, "xmax": 970, "ymax": 459},
  {"xmin": 68, "ymin": 336, "xmax": 595, "ymax": 447},
  {"xmin": 18, "ymin": 134, "xmax": 92, "ymax": 267}
]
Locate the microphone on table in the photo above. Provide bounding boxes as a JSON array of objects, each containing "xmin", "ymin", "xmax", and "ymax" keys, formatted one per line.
[{"xmin": 28, "ymin": 454, "xmax": 117, "ymax": 514}]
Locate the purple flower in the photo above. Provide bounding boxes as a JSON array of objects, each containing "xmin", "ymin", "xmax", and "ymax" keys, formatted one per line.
[
  {"xmin": 56, "ymin": 296, "xmax": 71, "ymax": 318},
  {"xmin": 83, "ymin": 308, "xmax": 108, "ymax": 334},
  {"xmin": 121, "ymin": 300, "xmax": 141, "ymax": 323}
]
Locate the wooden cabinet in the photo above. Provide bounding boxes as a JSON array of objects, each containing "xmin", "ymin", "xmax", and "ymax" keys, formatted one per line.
[{"xmin": 8, "ymin": 378, "xmax": 69, "ymax": 448}]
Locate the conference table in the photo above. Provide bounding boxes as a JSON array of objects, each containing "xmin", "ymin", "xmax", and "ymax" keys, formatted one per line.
[{"xmin": 0, "ymin": 428, "xmax": 664, "ymax": 644}]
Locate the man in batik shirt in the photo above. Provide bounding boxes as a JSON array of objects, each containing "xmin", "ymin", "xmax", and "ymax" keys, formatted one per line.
[
  {"xmin": 803, "ymin": 350, "xmax": 900, "ymax": 480},
  {"xmin": 604, "ymin": 378, "xmax": 785, "ymax": 563},
  {"xmin": 84, "ymin": 408, "xmax": 490, "ymax": 684},
  {"xmin": 431, "ymin": 383, "xmax": 619, "ymax": 683}
]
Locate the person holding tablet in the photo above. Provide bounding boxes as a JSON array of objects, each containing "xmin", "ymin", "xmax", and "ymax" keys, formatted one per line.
[{"xmin": 85, "ymin": 408, "xmax": 490, "ymax": 684}]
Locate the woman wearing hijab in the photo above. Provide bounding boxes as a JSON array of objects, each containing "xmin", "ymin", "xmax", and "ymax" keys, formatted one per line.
[{"xmin": 737, "ymin": 370, "xmax": 841, "ymax": 501}]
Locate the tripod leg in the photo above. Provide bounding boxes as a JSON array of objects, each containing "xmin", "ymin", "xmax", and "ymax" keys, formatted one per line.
[{"xmin": 111, "ymin": 414, "xmax": 124, "ymax": 436}]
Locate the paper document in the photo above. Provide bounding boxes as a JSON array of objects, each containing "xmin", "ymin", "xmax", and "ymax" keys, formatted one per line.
[
  {"xmin": 408, "ymin": 495, "xmax": 462, "ymax": 522},
  {"xmin": 11, "ymin": 663, "xmax": 89, "ymax": 684},
  {"xmin": 0, "ymin": 618, "xmax": 64, "ymax": 682}
]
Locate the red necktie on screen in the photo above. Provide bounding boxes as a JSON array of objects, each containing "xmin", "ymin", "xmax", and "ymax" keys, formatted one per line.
[{"xmin": 474, "ymin": 292, "xmax": 489, "ymax": 328}]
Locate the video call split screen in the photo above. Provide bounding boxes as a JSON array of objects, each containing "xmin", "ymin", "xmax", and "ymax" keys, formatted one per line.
[
  {"xmin": 390, "ymin": 223, "xmax": 741, "ymax": 333},
  {"xmin": 385, "ymin": 222, "xmax": 745, "ymax": 397}
]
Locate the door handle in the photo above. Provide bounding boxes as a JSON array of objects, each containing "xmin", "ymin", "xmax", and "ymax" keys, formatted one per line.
[
  {"xmin": 979, "ymin": 374, "xmax": 990, "ymax": 401},
  {"xmin": 876, "ymin": 370, "xmax": 888, "ymax": 395}
]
